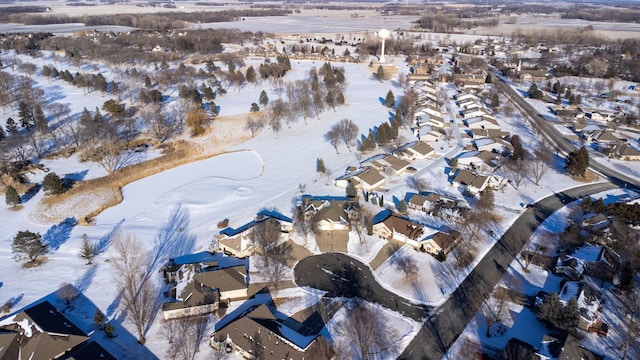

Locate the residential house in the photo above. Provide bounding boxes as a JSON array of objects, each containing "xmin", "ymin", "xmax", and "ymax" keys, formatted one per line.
[
  {"xmin": 419, "ymin": 230, "xmax": 461, "ymax": 255},
  {"xmin": 372, "ymin": 211, "xmax": 460, "ymax": 254},
  {"xmin": 609, "ymin": 143, "xmax": 640, "ymax": 160},
  {"xmin": 468, "ymin": 128, "xmax": 510, "ymax": 139},
  {"xmin": 455, "ymin": 150, "xmax": 500, "ymax": 170},
  {"xmin": 0, "ymin": 300, "xmax": 116, "ymax": 360},
  {"xmin": 589, "ymin": 111, "xmax": 617, "ymax": 122},
  {"xmin": 451, "ymin": 74, "xmax": 486, "ymax": 89},
  {"xmin": 537, "ymin": 333, "xmax": 604, "ymax": 360},
  {"xmin": 363, "ymin": 155, "xmax": 411, "ymax": 176},
  {"xmin": 555, "ymin": 245, "xmax": 618, "ymax": 281},
  {"xmin": 518, "ymin": 69, "xmax": 549, "ymax": 82},
  {"xmin": 162, "ymin": 252, "xmax": 249, "ymax": 320},
  {"xmin": 455, "ymin": 93, "xmax": 479, "ymax": 103},
  {"xmin": 211, "ymin": 303, "xmax": 325, "ymax": 360},
  {"xmin": 473, "ymin": 137, "xmax": 514, "ymax": 154},
  {"xmin": 351, "ymin": 167, "xmax": 386, "ymax": 191},
  {"xmin": 464, "ymin": 116, "xmax": 500, "ymax": 130},
  {"xmin": 461, "ymin": 108, "xmax": 491, "ymax": 119},
  {"xmin": 300, "ymin": 195, "xmax": 357, "ymax": 231},
  {"xmin": 452, "ymin": 169, "xmax": 490, "ymax": 195},
  {"xmin": 581, "ymin": 213, "xmax": 610, "ymax": 232},
  {"xmin": 372, "ymin": 212, "xmax": 426, "ymax": 244},
  {"xmin": 589, "ymin": 129, "xmax": 619, "ymax": 145},
  {"xmin": 406, "ymin": 192, "xmax": 442, "ymax": 212},
  {"xmin": 399, "ymin": 141, "xmax": 436, "ymax": 160},
  {"xmin": 216, "ymin": 210, "xmax": 293, "ymax": 258}
]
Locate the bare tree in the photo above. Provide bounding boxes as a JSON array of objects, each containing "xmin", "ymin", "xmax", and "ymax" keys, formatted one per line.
[
  {"xmin": 141, "ymin": 105, "xmax": 176, "ymax": 143},
  {"xmin": 389, "ymin": 244, "xmax": 418, "ymax": 280},
  {"xmin": 522, "ymin": 231, "xmax": 554, "ymax": 271},
  {"xmin": 324, "ymin": 126, "xmax": 342, "ymax": 153},
  {"xmin": 91, "ymin": 137, "xmax": 135, "ymax": 174},
  {"xmin": 250, "ymin": 218, "xmax": 283, "ymax": 267},
  {"xmin": 57, "ymin": 282, "xmax": 79, "ymax": 306},
  {"xmin": 292, "ymin": 203, "xmax": 313, "ymax": 244},
  {"xmin": 336, "ymin": 118, "xmax": 359, "ymax": 152},
  {"xmin": 335, "ymin": 301, "xmax": 400, "ymax": 359},
  {"xmin": 245, "ymin": 115, "xmax": 265, "ymax": 137},
  {"xmin": 406, "ymin": 176, "xmax": 430, "ymax": 193},
  {"xmin": 481, "ymin": 287, "xmax": 511, "ymax": 336},
  {"xmin": 165, "ymin": 316, "xmax": 210, "ymax": 360},
  {"xmin": 530, "ymin": 143, "xmax": 553, "ymax": 185},
  {"xmin": 112, "ymin": 233, "xmax": 157, "ymax": 344},
  {"xmin": 294, "ymin": 80, "xmax": 313, "ymax": 124},
  {"xmin": 503, "ymin": 159, "xmax": 529, "ymax": 190}
]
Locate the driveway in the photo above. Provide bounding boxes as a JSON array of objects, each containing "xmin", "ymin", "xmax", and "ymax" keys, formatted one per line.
[{"xmin": 294, "ymin": 253, "xmax": 431, "ymax": 322}]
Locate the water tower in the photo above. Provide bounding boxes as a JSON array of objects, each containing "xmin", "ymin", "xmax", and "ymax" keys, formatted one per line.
[{"xmin": 377, "ymin": 28, "xmax": 390, "ymax": 63}]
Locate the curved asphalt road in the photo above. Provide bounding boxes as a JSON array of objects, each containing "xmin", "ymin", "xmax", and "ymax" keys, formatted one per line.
[
  {"xmin": 294, "ymin": 253, "xmax": 430, "ymax": 321},
  {"xmin": 398, "ymin": 181, "xmax": 617, "ymax": 359}
]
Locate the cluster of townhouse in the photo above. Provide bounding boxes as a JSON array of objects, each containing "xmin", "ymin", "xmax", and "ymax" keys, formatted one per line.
[
  {"xmin": 553, "ymin": 106, "xmax": 640, "ymax": 161},
  {"xmin": 0, "ymin": 297, "xmax": 117, "ymax": 359}
]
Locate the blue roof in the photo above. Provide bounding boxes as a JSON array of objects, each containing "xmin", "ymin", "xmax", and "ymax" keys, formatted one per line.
[
  {"xmin": 301, "ymin": 194, "xmax": 350, "ymax": 202},
  {"xmin": 219, "ymin": 220, "xmax": 257, "ymax": 237},
  {"xmin": 257, "ymin": 209, "xmax": 292, "ymax": 223},
  {"xmin": 171, "ymin": 251, "xmax": 248, "ymax": 269}
]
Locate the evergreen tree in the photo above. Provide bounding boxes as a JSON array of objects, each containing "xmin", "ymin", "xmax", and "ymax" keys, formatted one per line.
[
  {"xmin": 5, "ymin": 185, "xmax": 21, "ymax": 206},
  {"xmin": 335, "ymin": 70, "xmax": 345, "ymax": 84},
  {"xmin": 245, "ymin": 65, "xmax": 256, "ymax": 83},
  {"xmin": 485, "ymin": 74, "xmax": 492, "ymax": 83},
  {"xmin": 18, "ymin": 101, "xmax": 33, "ymax": 129},
  {"xmin": 511, "ymin": 135, "xmax": 525, "ymax": 160},
  {"xmin": 5, "ymin": 118, "xmax": 17, "ymax": 134},
  {"xmin": 527, "ymin": 84, "xmax": 543, "ymax": 99},
  {"xmin": 336, "ymin": 90, "xmax": 345, "ymax": 105},
  {"xmin": 346, "ymin": 180, "xmax": 357, "ymax": 199},
  {"xmin": 537, "ymin": 292, "xmax": 562, "ymax": 326},
  {"xmin": 144, "ymin": 75, "xmax": 152, "ymax": 88},
  {"xmin": 385, "ymin": 90, "xmax": 395, "ymax": 108},
  {"xmin": 375, "ymin": 65, "xmax": 385, "ymax": 81},
  {"xmin": 560, "ymin": 298, "xmax": 580, "ymax": 331},
  {"xmin": 618, "ymin": 261, "xmax": 635, "ymax": 292},
  {"xmin": 202, "ymin": 85, "xmax": 214, "ymax": 100},
  {"xmin": 34, "ymin": 104, "xmax": 47, "ymax": 132},
  {"xmin": 379, "ymin": 195, "xmax": 384, "ymax": 207},
  {"xmin": 565, "ymin": 146, "xmax": 589, "ymax": 177},
  {"xmin": 12, "ymin": 230, "xmax": 47, "ymax": 262},
  {"xmin": 259, "ymin": 90, "xmax": 269, "ymax": 106},
  {"xmin": 42, "ymin": 172, "xmax": 64, "ymax": 195},
  {"xmin": 316, "ymin": 158, "xmax": 325, "ymax": 173},
  {"xmin": 397, "ymin": 200, "xmax": 408, "ymax": 213},
  {"xmin": 79, "ymin": 234, "xmax": 98, "ymax": 265},
  {"xmin": 250, "ymin": 103, "xmax": 260, "ymax": 112},
  {"xmin": 0, "ymin": 125, "xmax": 5, "ymax": 141},
  {"xmin": 564, "ymin": 87, "xmax": 572, "ymax": 100}
]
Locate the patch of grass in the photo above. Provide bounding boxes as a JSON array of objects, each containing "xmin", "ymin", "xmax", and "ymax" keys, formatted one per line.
[{"xmin": 22, "ymin": 257, "xmax": 48, "ymax": 268}]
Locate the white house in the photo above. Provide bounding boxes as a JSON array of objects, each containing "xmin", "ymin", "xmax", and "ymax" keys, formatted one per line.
[
  {"xmin": 473, "ymin": 137, "xmax": 514, "ymax": 154},
  {"xmin": 464, "ymin": 116, "xmax": 501, "ymax": 130}
]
